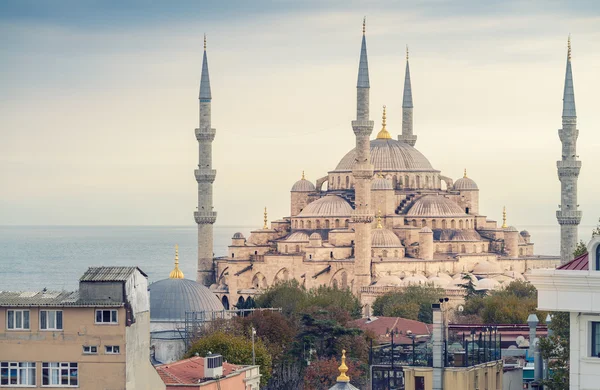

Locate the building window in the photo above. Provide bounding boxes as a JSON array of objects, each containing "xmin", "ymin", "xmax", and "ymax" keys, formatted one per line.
[
  {"xmin": 6, "ymin": 310, "xmax": 29, "ymax": 330},
  {"xmin": 42, "ymin": 363, "xmax": 78, "ymax": 387},
  {"xmin": 82, "ymin": 346, "xmax": 97, "ymax": 354},
  {"xmin": 105, "ymin": 346, "xmax": 120, "ymax": 354},
  {"xmin": 592, "ymin": 322, "xmax": 600, "ymax": 357},
  {"xmin": 0, "ymin": 362, "xmax": 36, "ymax": 386},
  {"xmin": 40, "ymin": 310, "xmax": 63, "ymax": 331},
  {"xmin": 95, "ymin": 309, "xmax": 118, "ymax": 324},
  {"xmin": 596, "ymin": 244, "xmax": 600, "ymax": 271},
  {"xmin": 415, "ymin": 375, "xmax": 425, "ymax": 390}
]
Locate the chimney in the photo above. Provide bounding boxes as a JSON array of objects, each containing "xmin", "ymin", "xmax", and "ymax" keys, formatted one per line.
[{"xmin": 431, "ymin": 303, "xmax": 443, "ymax": 390}]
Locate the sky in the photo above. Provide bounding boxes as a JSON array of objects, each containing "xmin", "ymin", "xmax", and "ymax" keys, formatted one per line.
[{"xmin": 1, "ymin": 0, "xmax": 599, "ymax": 229}]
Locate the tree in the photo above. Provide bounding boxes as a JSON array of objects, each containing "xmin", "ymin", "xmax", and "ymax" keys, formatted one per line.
[
  {"xmin": 255, "ymin": 280, "xmax": 307, "ymax": 318},
  {"xmin": 186, "ymin": 331, "xmax": 272, "ymax": 385},
  {"xmin": 372, "ymin": 285, "xmax": 446, "ymax": 323},
  {"xmin": 573, "ymin": 240, "xmax": 588, "ymax": 257},
  {"xmin": 540, "ymin": 312, "xmax": 570, "ymax": 390},
  {"xmin": 303, "ymin": 357, "xmax": 366, "ymax": 390},
  {"xmin": 305, "ymin": 285, "xmax": 363, "ymax": 320},
  {"xmin": 461, "ymin": 274, "xmax": 486, "ymax": 299}
]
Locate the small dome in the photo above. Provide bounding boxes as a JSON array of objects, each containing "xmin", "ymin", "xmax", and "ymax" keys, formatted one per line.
[
  {"xmin": 291, "ymin": 178, "xmax": 316, "ymax": 192},
  {"xmin": 472, "ymin": 260, "xmax": 503, "ymax": 276},
  {"xmin": 453, "ymin": 177, "xmax": 478, "ymax": 191},
  {"xmin": 520, "ymin": 230, "xmax": 530, "ymax": 237},
  {"xmin": 407, "ymin": 195, "xmax": 467, "ymax": 217},
  {"xmin": 375, "ymin": 275, "xmax": 403, "ymax": 287},
  {"xmin": 420, "ymin": 226, "xmax": 433, "ymax": 234},
  {"xmin": 286, "ymin": 232, "xmax": 310, "ymax": 242},
  {"xmin": 436, "ymin": 273, "xmax": 453, "ymax": 281},
  {"xmin": 371, "ymin": 177, "xmax": 393, "ymax": 190},
  {"xmin": 309, "ymin": 232, "xmax": 322, "ymax": 240},
  {"xmin": 428, "ymin": 276, "xmax": 449, "ymax": 288},
  {"xmin": 452, "ymin": 273, "xmax": 477, "ymax": 284},
  {"xmin": 232, "ymin": 232, "xmax": 245, "ymax": 239},
  {"xmin": 371, "ymin": 228, "xmax": 402, "ymax": 247},
  {"xmin": 404, "ymin": 273, "xmax": 428, "ymax": 286},
  {"xmin": 505, "ymin": 226, "xmax": 519, "ymax": 232},
  {"xmin": 492, "ymin": 274, "xmax": 513, "ymax": 284},
  {"xmin": 503, "ymin": 270, "xmax": 526, "ymax": 281},
  {"xmin": 475, "ymin": 278, "xmax": 500, "ymax": 291},
  {"xmin": 149, "ymin": 278, "xmax": 224, "ymax": 321},
  {"xmin": 434, "ymin": 229, "xmax": 482, "ymax": 241},
  {"xmin": 298, "ymin": 195, "xmax": 353, "ymax": 217}
]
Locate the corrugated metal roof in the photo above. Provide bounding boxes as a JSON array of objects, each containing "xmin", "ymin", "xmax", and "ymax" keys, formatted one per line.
[
  {"xmin": 557, "ymin": 252, "xmax": 588, "ymax": 270},
  {"xmin": 0, "ymin": 290, "xmax": 123, "ymax": 307},
  {"xmin": 80, "ymin": 266, "xmax": 146, "ymax": 282}
]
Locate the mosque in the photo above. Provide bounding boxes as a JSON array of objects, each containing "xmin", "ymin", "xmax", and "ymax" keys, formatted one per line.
[{"xmin": 193, "ymin": 21, "xmax": 566, "ymax": 312}]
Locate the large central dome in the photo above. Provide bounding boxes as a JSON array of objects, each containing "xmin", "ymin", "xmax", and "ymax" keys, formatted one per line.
[{"xmin": 333, "ymin": 138, "xmax": 436, "ymax": 172}]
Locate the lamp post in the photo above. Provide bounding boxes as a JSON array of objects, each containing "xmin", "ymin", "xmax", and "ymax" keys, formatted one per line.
[{"xmin": 251, "ymin": 327, "xmax": 256, "ymax": 366}]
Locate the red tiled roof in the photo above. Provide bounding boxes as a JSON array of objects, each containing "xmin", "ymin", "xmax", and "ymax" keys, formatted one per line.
[
  {"xmin": 350, "ymin": 316, "xmax": 432, "ymax": 344},
  {"xmin": 155, "ymin": 356, "xmax": 240, "ymax": 386},
  {"xmin": 557, "ymin": 252, "xmax": 589, "ymax": 270}
]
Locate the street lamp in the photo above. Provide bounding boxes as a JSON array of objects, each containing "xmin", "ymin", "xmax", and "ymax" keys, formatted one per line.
[{"xmin": 251, "ymin": 327, "xmax": 256, "ymax": 366}]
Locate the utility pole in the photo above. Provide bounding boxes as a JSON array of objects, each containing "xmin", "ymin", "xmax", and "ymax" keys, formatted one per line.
[{"xmin": 251, "ymin": 327, "xmax": 256, "ymax": 366}]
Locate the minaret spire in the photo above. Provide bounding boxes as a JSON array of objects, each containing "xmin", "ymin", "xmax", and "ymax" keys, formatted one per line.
[
  {"xmin": 351, "ymin": 18, "xmax": 375, "ymax": 296},
  {"xmin": 557, "ymin": 35, "xmax": 582, "ymax": 264},
  {"xmin": 195, "ymin": 34, "xmax": 217, "ymax": 286},
  {"xmin": 399, "ymin": 44, "xmax": 417, "ymax": 146}
]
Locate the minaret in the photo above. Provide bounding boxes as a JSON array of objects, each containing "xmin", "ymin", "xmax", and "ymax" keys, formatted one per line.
[
  {"xmin": 398, "ymin": 45, "xmax": 417, "ymax": 146},
  {"xmin": 194, "ymin": 35, "xmax": 217, "ymax": 286},
  {"xmin": 352, "ymin": 18, "xmax": 375, "ymax": 294},
  {"xmin": 557, "ymin": 35, "xmax": 582, "ymax": 264}
]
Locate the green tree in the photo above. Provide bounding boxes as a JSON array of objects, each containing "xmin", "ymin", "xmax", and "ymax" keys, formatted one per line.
[
  {"xmin": 305, "ymin": 285, "xmax": 363, "ymax": 320},
  {"xmin": 540, "ymin": 312, "xmax": 570, "ymax": 390},
  {"xmin": 186, "ymin": 331, "xmax": 272, "ymax": 385},
  {"xmin": 461, "ymin": 274, "xmax": 486, "ymax": 299},
  {"xmin": 255, "ymin": 280, "xmax": 307, "ymax": 317},
  {"xmin": 235, "ymin": 310, "xmax": 296, "ymax": 364},
  {"xmin": 372, "ymin": 284, "xmax": 446, "ymax": 323},
  {"xmin": 303, "ymin": 357, "xmax": 366, "ymax": 390},
  {"xmin": 573, "ymin": 240, "xmax": 588, "ymax": 257}
]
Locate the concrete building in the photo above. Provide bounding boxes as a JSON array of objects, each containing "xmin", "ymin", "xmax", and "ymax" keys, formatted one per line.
[
  {"xmin": 0, "ymin": 266, "xmax": 165, "ymax": 389},
  {"xmin": 529, "ymin": 234, "xmax": 600, "ymax": 390},
  {"xmin": 195, "ymin": 20, "xmax": 560, "ymax": 311},
  {"xmin": 155, "ymin": 355, "xmax": 260, "ymax": 390}
]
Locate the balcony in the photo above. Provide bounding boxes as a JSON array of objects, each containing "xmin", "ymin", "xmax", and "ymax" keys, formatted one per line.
[
  {"xmin": 556, "ymin": 210, "xmax": 582, "ymax": 225},
  {"xmin": 195, "ymin": 127, "xmax": 216, "ymax": 142},
  {"xmin": 194, "ymin": 169, "xmax": 216, "ymax": 183},
  {"xmin": 194, "ymin": 211, "xmax": 217, "ymax": 224}
]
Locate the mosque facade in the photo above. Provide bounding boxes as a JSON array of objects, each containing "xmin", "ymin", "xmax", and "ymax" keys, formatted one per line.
[{"xmin": 195, "ymin": 21, "xmax": 564, "ymax": 311}]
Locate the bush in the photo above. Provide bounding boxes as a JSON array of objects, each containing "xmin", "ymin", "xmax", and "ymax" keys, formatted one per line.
[{"xmin": 372, "ymin": 284, "xmax": 446, "ymax": 323}]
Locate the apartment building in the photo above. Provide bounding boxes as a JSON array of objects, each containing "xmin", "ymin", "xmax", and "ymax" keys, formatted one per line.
[{"xmin": 0, "ymin": 266, "xmax": 165, "ymax": 389}]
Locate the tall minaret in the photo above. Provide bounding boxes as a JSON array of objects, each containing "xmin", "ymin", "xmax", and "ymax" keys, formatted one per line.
[
  {"xmin": 352, "ymin": 19, "xmax": 375, "ymax": 294},
  {"xmin": 398, "ymin": 45, "xmax": 417, "ymax": 146},
  {"xmin": 556, "ymin": 36, "xmax": 582, "ymax": 264},
  {"xmin": 194, "ymin": 35, "xmax": 217, "ymax": 285}
]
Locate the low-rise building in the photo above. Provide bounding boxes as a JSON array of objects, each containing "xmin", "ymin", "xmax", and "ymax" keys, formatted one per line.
[{"xmin": 0, "ymin": 266, "xmax": 165, "ymax": 389}]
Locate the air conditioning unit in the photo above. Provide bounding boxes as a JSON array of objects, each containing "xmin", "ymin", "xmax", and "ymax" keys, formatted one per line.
[{"xmin": 204, "ymin": 353, "xmax": 223, "ymax": 379}]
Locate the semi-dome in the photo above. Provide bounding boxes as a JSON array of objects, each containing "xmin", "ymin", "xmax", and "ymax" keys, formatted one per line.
[
  {"xmin": 453, "ymin": 171, "xmax": 478, "ymax": 190},
  {"xmin": 286, "ymin": 232, "xmax": 310, "ymax": 242},
  {"xmin": 232, "ymin": 232, "xmax": 245, "ymax": 239},
  {"xmin": 291, "ymin": 177, "xmax": 316, "ymax": 192},
  {"xmin": 371, "ymin": 176, "xmax": 393, "ymax": 190},
  {"xmin": 333, "ymin": 138, "xmax": 436, "ymax": 173},
  {"xmin": 309, "ymin": 232, "xmax": 322, "ymax": 240},
  {"xmin": 371, "ymin": 228, "xmax": 402, "ymax": 247},
  {"xmin": 407, "ymin": 195, "xmax": 467, "ymax": 217},
  {"xmin": 420, "ymin": 226, "xmax": 433, "ymax": 234},
  {"xmin": 297, "ymin": 195, "xmax": 353, "ymax": 217},
  {"xmin": 149, "ymin": 278, "xmax": 224, "ymax": 321}
]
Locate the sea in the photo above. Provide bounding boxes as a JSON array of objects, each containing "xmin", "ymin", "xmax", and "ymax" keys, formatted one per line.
[{"xmin": 0, "ymin": 225, "xmax": 595, "ymax": 292}]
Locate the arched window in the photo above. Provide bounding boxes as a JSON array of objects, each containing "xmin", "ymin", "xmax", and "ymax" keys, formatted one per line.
[
  {"xmin": 345, "ymin": 219, "xmax": 350, "ymax": 228},
  {"xmin": 335, "ymin": 219, "xmax": 340, "ymax": 228},
  {"xmin": 237, "ymin": 296, "xmax": 245, "ymax": 306},
  {"xmin": 466, "ymin": 220, "xmax": 470, "ymax": 229},
  {"xmin": 451, "ymin": 220, "xmax": 456, "ymax": 229},
  {"xmin": 337, "ymin": 176, "xmax": 340, "ymax": 188},
  {"xmin": 447, "ymin": 244, "xmax": 453, "ymax": 253},
  {"xmin": 309, "ymin": 254, "xmax": 312, "ymax": 259},
  {"xmin": 295, "ymin": 245, "xmax": 300, "ymax": 253},
  {"xmin": 221, "ymin": 296, "xmax": 230, "ymax": 310},
  {"xmin": 254, "ymin": 250, "xmax": 258, "ymax": 255},
  {"xmin": 284, "ymin": 245, "xmax": 288, "ymax": 253},
  {"xmin": 442, "ymin": 220, "xmax": 447, "ymax": 229},
  {"xmin": 301, "ymin": 220, "xmax": 304, "ymax": 228},
  {"xmin": 412, "ymin": 219, "xmax": 417, "ymax": 227},
  {"xmin": 394, "ymin": 250, "xmax": 399, "ymax": 257},
  {"xmin": 330, "ymin": 251, "xmax": 334, "ymax": 259},
  {"xmin": 341, "ymin": 272, "xmax": 348, "ymax": 289},
  {"xmin": 482, "ymin": 244, "xmax": 485, "ymax": 252},
  {"xmin": 405, "ymin": 176, "xmax": 410, "ymax": 188},
  {"xmin": 519, "ymin": 248, "xmax": 523, "ymax": 256},
  {"xmin": 432, "ymin": 219, "xmax": 437, "ymax": 229},
  {"xmin": 459, "ymin": 220, "xmax": 464, "ymax": 229},
  {"xmin": 382, "ymin": 250, "xmax": 388, "ymax": 258},
  {"xmin": 393, "ymin": 175, "xmax": 398, "ymax": 189},
  {"xmin": 325, "ymin": 220, "xmax": 330, "ymax": 229},
  {"xmin": 332, "ymin": 279, "xmax": 338, "ymax": 289},
  {"xmin": 425, "ymin": 176, "xmax": 430, "ymax": 188},
  {"xmin": 473, "ymin": 245, "xmax": 477, "ymax": 253},
  {"xmin": 316, "ymin": 220, "xmax": 321, "ymax": 229},
  {"xmin": 416, "ymin": 176, "xmax": 421, "ymax": 188},
  {"xmin": 294, "ymin": 220, "xmax": 298, "ymax": 228},
  {"xmin": 422, "ymin": 219, "xmax": 427, "ymax": 227},
  {"xmin": 461, "ymin": 244, "xmax": 466, "ymax": 253},
  {"xmin": 345, "ymin": 176, "xmax": 350, "ymax": 189},
  {"xmin": 371, "ymin": 250, "xmax": 375, "ymax": 257},
  {"xmin": 231, "ymin": 253, "xmax": 235, "ymax": 258},
  {"xmin": 596, "ymin": 244, "xmax": 600, "ymax": 270},
  {"xmin": 307, "ymin": 220, "xmax": 312, "ymax": 229}
]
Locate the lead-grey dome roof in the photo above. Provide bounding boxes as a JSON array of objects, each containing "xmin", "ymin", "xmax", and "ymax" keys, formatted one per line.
[
  {"xmin": 332, "ymin": 139, "xmax": 436, "ymax": 173},
  {"xmin": 371, "ymin": 228, "xmax": 402, "ymax": 247},
  {"xmin": 291, "ymin": 178, "xmax": 316, "ymax": 192},
  {"xmin": 149, "ymin": 278, "xmax": 224, "ymax": 321},
  {"xmin": 406, "ymin": 195, "xmax": 467, "ymax": 217},
  {"xmin": 298, "ymin": 195, "xmax": 353, "ymax": 217},
  {"xmin": 371, "ymin": 176, "xmax": 393, "ymax": 190},
  {"xmin": 453, "ymin": 177, "xmax": 478, "ymax": 190}
]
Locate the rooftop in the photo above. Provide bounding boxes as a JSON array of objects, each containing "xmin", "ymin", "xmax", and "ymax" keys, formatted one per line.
[
  {"xmin": 155, "ymin": 356, "xmax": 244, "ymax": 386},
  {"xmin": 350, "ymin": 316, "xmax": 432, "ymax": 344},
  {"xmin": 557, "ymin": 252, "xmax": 589, "ymax": 270},
  {"xmin": 80, "ymin": 266, "xmax": 147, "ymax": 282},
  {"xmin": 0, "ymin": 290, "xmax": 123, "ymax": 307}
]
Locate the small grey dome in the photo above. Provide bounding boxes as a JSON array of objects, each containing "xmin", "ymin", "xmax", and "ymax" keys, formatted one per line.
[
  {"xmin": 371, "ymin": 228, "xmax": 402, "ymax": 247},
  {"xmin": 298, "ymin": 195, "xmax": 353, "ymax": 217},
  {"xmin": 453, "ymin": 177, "xmax": 478, "ymax": 190},
  {"xmin": 505, "ymin": 226, "xmax": 519, "ymax": 232},
  {"xmin": 420, "ymin": 226, "xmax": 433, "ymax": 233},
  {"xmin": 286, "ymin": 232, "xmax": 310, "ymax": 242},
  {"xmin": 309, "ymin": 232, "xmax": 322, "ymax": 240},
  {"xmin": 407, "ymin": 195, "xmax": 466, "ymax": 217},
  {"xmin": 371, "ymin": 176, "xmax": 393, "ymax": 190},
  {"xmin": 149, "ymin": 278, "xmax": 224, "ymax": 321},
  {"xmin": 520, "ymin": 230, "xmax": 530, "ymax": 237},
  {"xmin": 291, "ymin": 178, "xmax": 316, "ymax": 192},
  {"xmin": 232, "ymin": 232, "xmax": 245, "ymax": 239}
]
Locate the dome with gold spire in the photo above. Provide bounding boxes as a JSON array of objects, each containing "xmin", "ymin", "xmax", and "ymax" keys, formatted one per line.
[{"xmin": 291, "ymin": 171, "xmax": 316, "ymax": 192}]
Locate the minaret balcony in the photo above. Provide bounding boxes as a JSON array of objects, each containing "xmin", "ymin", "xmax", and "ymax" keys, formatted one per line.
[
  {"xmin": 556, "ymin": 210, "xmax": 582, "ymax": 225},
  {"xmin": 351, "ymin": 120, "xmax": 374, "ymax": 136},
  {"xmin": 195, "ymin": 127, "xmax": 216, "ymax": 142},
  {"xmin": 352, "ymin": 213, "xmax": 374, "ymax": 223},
  {"xmin": 195, "ymin": 211, "xmax": 217, "ymax": 224},
  {"xmin": 352, "ymin": 167, "xmax": 374, "ymax": 179},
  {"xmin": 557, "ymin": 160, "xmax": 581, "ymax": 177},
  {"xmin": 195, "ymin": 169, "xmax": 217, "ymax": 183}
]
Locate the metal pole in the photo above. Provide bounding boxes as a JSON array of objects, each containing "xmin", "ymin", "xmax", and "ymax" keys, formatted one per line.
[
  {"xmin": 251, "ymin": 327, "xmax": 256, "ymax": 366},
  {"xmin": 412, "ymin": 336, "xmax": 416, "ymax": 365},
  {"xmin": 391, "ymin": 331, "xmax": 394, "ymax": 370}
]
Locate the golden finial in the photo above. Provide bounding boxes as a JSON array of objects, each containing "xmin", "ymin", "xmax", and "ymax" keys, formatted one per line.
[
  {"xmin": 169, "ymin": 244, "xmax": 184, "ymax": 279},
  {"xmin": 501, "ymin": 206, "xmax": 507, "ymax": 229},
  {"xmin": 463, "ymin": 168, "xmax": 467, "ymax": 178},
  {"xmin": 263, "ymin": 207, "xmax": 268, "ymax": 229},
  {"xmin": 376, "ymin": 105, "xmax": 392, "ymax": 139},
  {"xmin": 567, "ymin": 34, "xmax": 571, "ymax": 60},
  {"xmin": 406, "ymin": 45, "xmax": 409, "ymax": 61},
  {"xmin": 377, "ymin": 210, "xmax": 383, "ymax": 229},
  {"xmin": 336, "ymin": 349, "xmax": 350, "ymax": 382},
  {"xmin": 362, "ymin": 17, "xmax": 366, "ymax": 35},
  {"xmin": 204, "ymin": 34, "xmax": 207, "ymax": 51},
  {"xmin": 302, "ymin": 171, "xmax": 305, "ymax": 180}
]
